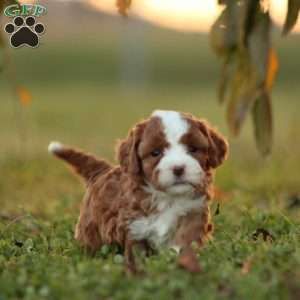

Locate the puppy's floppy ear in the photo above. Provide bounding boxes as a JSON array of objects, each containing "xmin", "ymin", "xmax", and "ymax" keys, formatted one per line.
[
  {"xmin": 197, "ymin": 120, "xmax": 229, "ymax": 169},
  {"xmin": 117, "ymin": 121, "xmax": 146, "ymax": 176}
]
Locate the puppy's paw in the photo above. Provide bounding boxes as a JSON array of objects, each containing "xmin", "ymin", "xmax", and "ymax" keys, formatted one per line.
[{"xmin": 177, "ymin": 248, "xmax": 202, "ymax": 273}]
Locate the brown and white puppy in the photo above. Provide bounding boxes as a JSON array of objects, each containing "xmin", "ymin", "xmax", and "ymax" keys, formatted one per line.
[{"xmin": 48, "ymin": 110, "xmax": 228, "ymax": 273}]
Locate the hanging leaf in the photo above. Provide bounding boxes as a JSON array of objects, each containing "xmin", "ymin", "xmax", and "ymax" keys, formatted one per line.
[
  {"xmin": 116, "ymin": 0, "xmax": 132, "ymax": 17},
  {"xmin": 210, "ymin": 3, "xmax": 240, "ymax": 57},
  {"xmin": 252, "ymin": 90, "xmax": 273, "ymax": 156},
  {"xmin": 266, "ymin": 48, "xmax": 279, "ymax": 91},
  {"xmin": 246, "ymin": 6, "xmax": 274, "ymax": 155},
  {"xmin": 242, "ymin": 0, "xmax": 260, "ymax": 47},
  {"xmin": 210, "ymin": 10, "xmax": 230, "ymax": 57},
  {"xmin": 16, "ymin": 86, "xmax": 32, "ymax": 106},
  {"xmin": 218, "ymin": 53, "xmax": 237, "ymax": 104},
  {"xmin": 248, "ymin": 10, "xmax": 271, "ymax": 85},
  {"xmin": 210, "ymin": 2, "xmax": 241, "ymax": 105},
  {"xmin": 282, "ymin": 0, "xmax": 300, "ymax": 35},
  {"xmin": 226, "ymin": 52, "xmax": 257, "ymax": 135},
  {"xmin": 212, "ymin": 0, "xmax": 275, "ymax": 155}
]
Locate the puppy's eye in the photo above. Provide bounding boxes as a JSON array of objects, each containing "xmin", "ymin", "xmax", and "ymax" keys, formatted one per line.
[
  {"xmin": 188, "ymin": 146, "xmax": 198, "ymax": 154},
  {"xmin": 151, "ymin": 149, "xmax": 162, "ymax": 157}
]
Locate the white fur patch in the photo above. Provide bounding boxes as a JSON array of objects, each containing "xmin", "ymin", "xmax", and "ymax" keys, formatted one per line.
[
  {"xmin": 130, "ymin": 111, "xmax": 207, "ymax": 249},
  {"xmin": 48, "ymin": 141, "xmax": 63, "ymax": 153},
  {"xmin": 153, "ymin": 110, "xmax": 189, "ymax": 143},
  {"xmin": 152, "ymin": 110, "xmax": 204, "ymax": 194},
  {"xmin": 129, "ymin": 188, "xmax": 205, "ymax": 248}
]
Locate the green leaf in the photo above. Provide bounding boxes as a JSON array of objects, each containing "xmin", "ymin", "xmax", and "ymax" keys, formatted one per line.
[
  {"xmin": 213, "ymin": 1, "xmax": 275, "ymax": 156},
  {"xmin": 218, "ymin": 52, "xmax": 237, "ymax": 104},
  {"xmin": 248, "ymin": 10, "xmax": 271, "ymax": 85},
  {"xmin": 210, "ymin": 3, "xmax": 239, "ymax": 57},
  {"xmin": 242, "ymin": 0, "xmax": 260, "ymax": 46},
  {"xmin": 282, "ymin": 0, "xmax": 300, "ymax": 35},
  {"xmin": 226, "ymin": 51, "xmax": 257, "ymax": 135},
  {"xmin": 252, "ymin": 90, "xmax": 273, "ymax": 156}
]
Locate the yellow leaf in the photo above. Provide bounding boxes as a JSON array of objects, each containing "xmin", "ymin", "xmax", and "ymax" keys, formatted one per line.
[
  {"xmin": 116, "ymin": 0, "xmax": 131, "ymax": 16},
  {"xmin": 266, "ymin": 48, "xmax": 278, "ymax": 91},
  {"xmin": 16, "ymin": 86, "xmax": 32, "ymax": 106}
]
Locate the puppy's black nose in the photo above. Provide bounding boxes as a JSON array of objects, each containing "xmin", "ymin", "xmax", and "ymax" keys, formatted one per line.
[{"xmin": 173, "ymin": 166, "xmax": 185, "ymax": 177}]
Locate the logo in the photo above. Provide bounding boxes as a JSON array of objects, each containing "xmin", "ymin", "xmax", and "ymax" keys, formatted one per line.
[{"xmin": 3, "ymin": 4, "xmax": 47, "ymax": 48}]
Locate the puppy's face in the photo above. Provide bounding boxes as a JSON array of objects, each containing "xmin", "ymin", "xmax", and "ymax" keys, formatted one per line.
[{"xmin": 118, "ymin": 110, "xmax": 228, "ymax": 196}]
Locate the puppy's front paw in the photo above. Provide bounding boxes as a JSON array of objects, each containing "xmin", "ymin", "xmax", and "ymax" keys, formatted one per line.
[{"xmin": 177, "ymin": 248, "xmax": 202, "ymax": 273}]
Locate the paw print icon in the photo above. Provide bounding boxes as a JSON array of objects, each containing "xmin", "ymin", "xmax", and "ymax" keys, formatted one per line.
[{"xmin": 4, "ymin": 16, "xmax": 45, "ymax": 48}]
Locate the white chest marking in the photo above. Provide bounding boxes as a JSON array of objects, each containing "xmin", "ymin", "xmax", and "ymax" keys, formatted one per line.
[{"xmin": 129, "ymin": 190, "xmax": 205, "ymax": 248}]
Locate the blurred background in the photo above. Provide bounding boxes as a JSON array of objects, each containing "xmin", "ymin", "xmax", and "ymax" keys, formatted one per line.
[{"xmin": 0, "ymin": 0, "xmax": 299, "ymax": 216}]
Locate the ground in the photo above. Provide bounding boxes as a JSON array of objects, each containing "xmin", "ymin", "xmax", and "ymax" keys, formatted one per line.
[{"xmin": 0, "ymin": 27, "xmax": 299, "ymax": 299}]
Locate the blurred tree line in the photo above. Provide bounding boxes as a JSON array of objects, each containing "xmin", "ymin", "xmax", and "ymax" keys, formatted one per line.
[{"xmin": 1, "ymin": 0, "xmax": 299, "ymax": 155}]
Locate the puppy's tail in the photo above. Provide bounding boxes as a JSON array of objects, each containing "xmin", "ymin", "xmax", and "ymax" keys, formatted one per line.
[{"xmin": 48, "ymin": 141, "xmax": 111, "ymax": 182}]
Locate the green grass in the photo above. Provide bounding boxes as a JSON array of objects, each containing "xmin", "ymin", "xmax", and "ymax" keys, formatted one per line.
[{"xmin": 0, "ymin": 28, "xmax": 300, "ymax": 299}]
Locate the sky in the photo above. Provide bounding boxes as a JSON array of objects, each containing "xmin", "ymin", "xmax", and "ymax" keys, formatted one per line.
[{"xmin": 88, "ymin": 0, "xmax": 300, "ymax": 33}]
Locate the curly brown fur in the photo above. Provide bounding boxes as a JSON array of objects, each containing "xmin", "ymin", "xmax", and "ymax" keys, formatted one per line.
[{"xmin": 49, "ymin": 110, "xmax": 228, "ymax": 273}]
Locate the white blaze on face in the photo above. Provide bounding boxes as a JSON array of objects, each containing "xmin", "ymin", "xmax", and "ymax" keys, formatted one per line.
[{"xmin": 152, "ymin": 110, "xmax": 204, "ymax": 195}]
